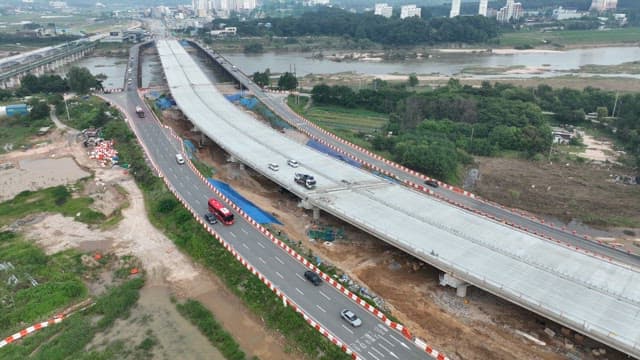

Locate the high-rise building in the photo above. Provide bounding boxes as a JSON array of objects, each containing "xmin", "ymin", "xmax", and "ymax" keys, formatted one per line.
[
  {"xmin": 400, "ymin": 4, "xmax": 421, "ymax": 19},
  {"xmin": 590, "ymin": 0, "xmax": 617, "ymax": 12},
  {"xmin": 449, "ymin": 0, "xmax": 460, "ymax": 18},
  {"xmin": 374, "ymin": 3, "xmax": 393, "ymax": 18},
  {"xmin": 478, "ymin": 0, "xmax": 488, "ymax": 16},
  {"xmin": 496, "ymin": 0, "xmax": 523, "ymax": 23}
]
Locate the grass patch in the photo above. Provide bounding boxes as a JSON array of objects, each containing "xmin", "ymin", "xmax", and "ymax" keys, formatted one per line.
[
  {"xmin": 288, "ymin": 96, "xmax": 387, "ymax": 133},
  {"xmin": 498, "ymin": 27, "xmax": 640, "ymax": 48},
  {"xmin": 0, "ymin": 110, "xmax": 53, "ymax": 153},
  {"xmin": 0, "ymin": 231, "xmax": 87, "ymax": 336},
  {"xmin": 176, "ymin": 299, "xmax": 246, "ymax": 360},
  {"xmin": 0, "ymin": 185, "xmax": 105, "ymax": 227}
]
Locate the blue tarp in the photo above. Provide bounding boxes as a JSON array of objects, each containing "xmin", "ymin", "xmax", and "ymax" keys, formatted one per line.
[
  {"xmin": 239, "ymin": 97, "xmax": 258, "ymax": 109},
  {"xmin": 207, "ymin": 179, "xmax": 282, "ymax": 225},
  {"xmin": 156, "ymin": 97, "xmax": 175, "ymax": 110},
  {"xmin": 306, "ymin": 140, "xmax": 362, "ymax": 168},
  {"xmin": 183, "ymin": 139, "xmax": 196, "ymax": 159},
  {"xmin": 225, "ymin": 93, "xmax": 242, "ymax": 102}
]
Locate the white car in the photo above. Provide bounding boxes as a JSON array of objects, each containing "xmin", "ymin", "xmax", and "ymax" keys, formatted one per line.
[
  {"xmin": 287, "ymin": 159, "xmax": 299, "ymax": 168},
  {"xmin": 268, "ymin": 163, "xmax": 279, "ymax": 171},
  {"xmin": 175, "ymin": 154, "xmax": 185, "ymax": 165},
  {"xmin": 340, "ymin": 309, "xmax": 362, "ymax": 327}
]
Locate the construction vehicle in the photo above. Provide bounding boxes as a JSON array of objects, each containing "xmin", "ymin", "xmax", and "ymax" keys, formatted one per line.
[
  {"xmin": 135, "ymin": 106, "xmax": 145, "ymax": 118},
  {"xmin": 295, "ymin": 173, "xmax": 316, "ymax": 189}
]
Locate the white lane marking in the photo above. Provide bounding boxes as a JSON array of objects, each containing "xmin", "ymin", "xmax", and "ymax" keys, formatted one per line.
[
  {"xmin": 295, "ymin": 288, "xmax": 304, "ymax": 295},
  {"xmin": 341, "ymin": 325, "xmax": 354, "ymax": 335},
  {"xmin": 258, "ymin": 257, "xmax": 266, "ymax": 264},
  {"xmin": 204, "ymin": 195, "xmax": 209, "ymax": 201},
  {"xmin": 318, "ymin": 290, "xmax": 331, "ymax": 301},
  {"xmin": 242, "ymin": 243, "xmax": 249, "ymax": 249},
  {"xmin": 378, "ymin": 344, "xmax": 398, "ymax": 359},
  {"xmin": 274, "ymin": 256, "xmax": 284, "ymax": 264},
  {"xmin": 316, "ymin": 304, "xmax": 327, "ymax": 313},
  {"xmin": 295, "ymin": 273, "xmax": 304, "ymax": 281},
  {"xmin": 193, "ymin": 184, "xmax": 199, "ymax": 190},
  {"xmin": 257, "ymin": 242, "xmax": 265, "ymax": 249},
  {"xmin": 367, "ymin": 351, "xmax": 381, "ymax": 360},
  {"xmin": 240, "ymin": 228, "xmax": 248, "ymax": 235},
  {"xmin": 388, "ymin": 334, "xmax": 410, "ymax": 350},
  {"xmin": 371, "ymin": 347, "xmax": 385, "ymax": 358},
  {"xmin": 195, "ymin": 199, "xmax": 201, "ymax": 205},
  {"xmin": 229, "ymin": 232, "xmax": 236, "ymax": 238},
  {"xmin": 275, "ymin": 271, "xmax": 284, "ymax": 279},
  {"xmin": 186, "ymin": 190, "xmax": 192, "ymax": 196},
  {"xmin": 379, "ymin": 336, "xmax": 394, "ymax": 347}
]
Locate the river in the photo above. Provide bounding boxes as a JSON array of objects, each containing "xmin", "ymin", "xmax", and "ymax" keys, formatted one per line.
[
  {"xmin": 222, "ymin": 46, "xmax": 640, "ymax": 78},
  {"xmin": 56, "ymin": 45, "xmax": 640, "ymax": 89}
]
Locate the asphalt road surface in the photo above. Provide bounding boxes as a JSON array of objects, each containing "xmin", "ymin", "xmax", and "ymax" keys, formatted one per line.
[
  {"xmin": 197, "ymin": 43, "xmax": 639, "ymax": 268},
  {"xmin": 106, "ymin": 43, "xmax": 431, "ymax": 360}
]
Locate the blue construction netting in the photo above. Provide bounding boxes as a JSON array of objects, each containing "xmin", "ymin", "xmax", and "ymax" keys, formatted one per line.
[
  {"xmin": 207, "ymin": 179, "xmax": 282, "ymax": 225},
  {"xmin": 306, "ymin": 140, "xmax": 362, "ymax": 168},
  {"xmin": 183, "ymin": 139, "xmax": 196, "ymax": 159}
]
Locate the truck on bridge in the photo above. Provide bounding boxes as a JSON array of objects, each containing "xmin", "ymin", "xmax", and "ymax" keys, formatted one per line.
[
  {"xmin": 135, "ymin": 106, "xmax": 145, "ymax": 118},
  {"xmin": 295, "ymin": 173, "xmax": 316, "ymax": 189}
]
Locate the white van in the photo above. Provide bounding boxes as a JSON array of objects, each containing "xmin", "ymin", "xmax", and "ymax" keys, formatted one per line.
[{"xmin": 175, "ymin": 154, "xmax": 185, "ymax": 165}]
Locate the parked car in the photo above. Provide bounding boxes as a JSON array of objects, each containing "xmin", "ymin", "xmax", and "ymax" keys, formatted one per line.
[
  {"xmin": 287, "ymin": 159, "xmax": 299, "ymax": 168},
  {"xmin": 424, "ymin": 179, "xmax": 439, "ymax": 188},
  {"xmin": 175, "ymin": 153, "xmax": 185, "ymax": 165},
  {"xmin": 340, "ymin": 309, "xmax": 362, "ymax": 327},
  {"xmin": 303, "ymin": 270, "xmax": 322, "ymax": 285},
  {"xmin": 204, "ymin": 213, "xmax": 218, "ymax": 224},
  {"xmin": 268, "ymin": 163, "xmax": 279, "ymax": 171}
]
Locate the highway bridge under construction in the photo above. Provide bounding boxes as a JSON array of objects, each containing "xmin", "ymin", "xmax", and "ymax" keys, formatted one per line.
[{"xmin": 156, "ymin": 39, "xmax": 640, "ymax": 358}]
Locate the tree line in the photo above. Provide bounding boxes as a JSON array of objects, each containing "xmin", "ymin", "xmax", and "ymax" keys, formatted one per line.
[
  {"xmin": 3, "ymin": 67, "xmax": 104, "ymax": 98},
  {"xmin": 311, "ymin": 80, "xmax": 640, "ymax": 181},
  {"xmin": 213, "ymin": 7, "xmax": 500, "ymax": 45}
]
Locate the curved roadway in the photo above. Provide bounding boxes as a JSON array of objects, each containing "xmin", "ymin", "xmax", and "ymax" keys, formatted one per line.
[
  {"xmin": 193, "ymin": 41, "xmax": 639, "ymax": 268},
  {"xmin": 108, "ymin": 42, "xmax": 430, "ymax": 360}
]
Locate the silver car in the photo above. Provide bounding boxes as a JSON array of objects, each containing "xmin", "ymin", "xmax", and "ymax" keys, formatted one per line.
[{"xmin": 340, "ymin": 309, "xmax": 362, "ymax": 327}]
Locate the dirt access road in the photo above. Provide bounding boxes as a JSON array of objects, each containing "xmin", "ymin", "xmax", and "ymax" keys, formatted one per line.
[
  {"xmin": 162, "ymin": 104, "xmax": 629, "ymax": 360},
  {"xmin": 0, "ymin": 126, "xmax": 293, "ymax": 359}
]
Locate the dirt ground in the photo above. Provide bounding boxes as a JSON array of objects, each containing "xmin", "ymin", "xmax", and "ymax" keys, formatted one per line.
[
  {"xmin": 163, "ymin": 107, "xmax": 628, "ymax": 360},
  {"xmin": 472, "ymin": 156, "xmax": 640, "ymax": 242},
  {"xmin": 0, "ymin": 127, "xmax": 294, "ymax": 360}
]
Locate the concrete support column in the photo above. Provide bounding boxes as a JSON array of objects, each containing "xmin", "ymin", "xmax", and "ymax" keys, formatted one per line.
[
  {"xmin": 439, "ymin": 273, "xmax": 470, "ymax": 297},
  {"xmin": 312, "ymin": 207, "xmax": 320, "ymax": 222},
  {"xmin": 239, "ymin": 163, "xmax": 245, "ymax": 171}
]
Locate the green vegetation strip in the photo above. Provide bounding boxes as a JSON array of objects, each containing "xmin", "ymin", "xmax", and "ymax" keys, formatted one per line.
[
  {"xmin": 176, "ymin": 299, "xmax": 247, "ymax": 360},
  {"xmin": 499, "ymin": 27, "xmax": 640, "ymax": 47}
]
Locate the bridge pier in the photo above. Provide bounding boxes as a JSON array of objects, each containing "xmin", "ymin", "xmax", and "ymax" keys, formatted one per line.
[
  {"xmin": 439, "ymin": 273, "xmax": 470, "ymax": 297},
  {"xmin": 312, "ymin": 207, "xmax": 320, "ymax": 222}
]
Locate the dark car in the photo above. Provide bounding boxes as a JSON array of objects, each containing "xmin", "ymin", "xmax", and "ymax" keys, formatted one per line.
[
  {"xmin": 424, "ymin": 179, "xmax": 439, "ymax": 188},
  {"xmin": 204, "ymin": 213, "xmax": 218, "ymax": 225},
  {"xmin": 304, "ymin": 270, "xmax": 322, "ymax": 286}
]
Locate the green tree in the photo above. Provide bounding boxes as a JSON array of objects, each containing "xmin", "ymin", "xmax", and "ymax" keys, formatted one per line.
[
  {"xmin": 252, "ymin": 69, "xmax": 271, "ymax": 87},
  {"xmin": 29, "ymin": 100, "xmax": 50, "ymax": 120},
  {"xmin": 66, "ymin": 66, "xmax": 98, "ymax": 94},
  {"xmin": 408, "ymin": 74, "xmax": 418, "ymax": 88},
  {"xmin": 243, "ymin": 43, "xmax": 264, "ymax": 54},
  {"xmin": 596, "ymin": 106, "xmax": 608, "ymax": 120},
  {"xmin": 277, "ymin": 72, "xmax": 298, "ymax": 91}
]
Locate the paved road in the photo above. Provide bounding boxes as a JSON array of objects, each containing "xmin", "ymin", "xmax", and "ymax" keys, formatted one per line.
[
  {"xmin": 193, "ymin": 43, "xmax": 639, "ymax": 268},
  {"xmin": 107, "ymin": 43, "xmax": 431, "ymax": 360}
]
